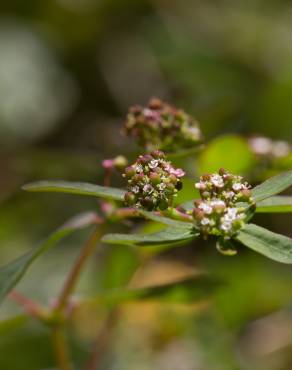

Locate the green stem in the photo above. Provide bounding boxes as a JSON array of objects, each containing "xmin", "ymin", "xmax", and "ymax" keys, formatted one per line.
[
  {"xmin": 163, "ymin": 207, "xmax": 192, "ymax": 222},
  {"xmin": 51, "ymin": 325, "xmax": 73, "ymax": 370}
]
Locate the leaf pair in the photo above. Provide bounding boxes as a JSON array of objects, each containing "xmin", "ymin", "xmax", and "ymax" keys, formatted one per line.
[{"xmin": 20, "ymin": 172, "xmax": 292, "ymax": 264}]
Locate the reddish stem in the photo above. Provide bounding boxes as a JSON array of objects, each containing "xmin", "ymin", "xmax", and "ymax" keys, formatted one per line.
[{"xmin": 9, "ymin": 290, "xmax": 47, "ymax": 320}]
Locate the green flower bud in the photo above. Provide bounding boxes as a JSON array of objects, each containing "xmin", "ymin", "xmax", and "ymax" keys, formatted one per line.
[
  {"xmin": 158, "ymin": 198, "xmax": 169, "ymax": 210},
  {"xmin": 113, "ymin": 155, "xmax": 128, "ymax": 170},
  {"xmin": 124, "ymin": 166, "xmax": 136, "ymax": 179},
  {"xmin": 150, "ymin": 172, "xmax": 161, "ymax": 185},
  {"xmin": 124, "ymin": 192, "xmax": 136, "ymax": 205}
]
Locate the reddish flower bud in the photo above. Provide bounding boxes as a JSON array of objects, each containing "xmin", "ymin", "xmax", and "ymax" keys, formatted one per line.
[
  {"xmin": 124, "ymin": 166, "xmax": 136, "ymax": 178},
  {"xmin": 124, "ymin": 192, "xmax": 136, "ymax": 205}
]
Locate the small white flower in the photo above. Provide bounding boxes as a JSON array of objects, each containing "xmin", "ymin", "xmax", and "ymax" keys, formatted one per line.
[
  {"xmin": 143, "ymin": 184, "xmax": 153, "ymax": 194},
  {"xmin": 232, "ymin": 183, "xmax": 243, "ymax": 192},
  {"xmin": 135, "ymin": 164, "xmax": 143, "ymax": 173},
  {"xmin": 201, "ymin": 218, "xmax": 210, "ymax": 226},
  {"xmin": 148, "ymin": 160, "xmax": 159, "ymax": 169},
  {"xmin": 210, "ymin": 199, "xmax": 225, "ymax": 207},
  {"xmin": 184, "ymin": 126, "xmax": 200, "ymax": 139},
  {"xmin": 157, "ymin": 183, "xmax": 166, "ymax": 191},
  {"xmin": 223, "ymin": 191, "xmax": 235, "ymax": 199},
  {"xmin": 199, "ymin": 202, "xmax": 213, "ymax": 214},
  {"xmin": 195, "ymin": 181, "xmax": 206, "ymax": 190},
  {"xmin": 132, "ymin": 186, "xmax": 140, "ymax": 194},
  {"xmin": 225, "ymin": 207, "xmax": 238, "ymax": 220},
  {"xmin": 220, "ymin": 221, "xmax": 232, "ymax": 232},
  {"xmin": 210, "ymin": 174, "xmax": 224, "ymax": 188}
]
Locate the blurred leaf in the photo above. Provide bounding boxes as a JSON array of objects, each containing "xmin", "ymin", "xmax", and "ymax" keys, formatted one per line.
[
  {"xmin": 0, "ymin": 212, "xmax": 98, "ymax": 304},
  {"xmin": 22, "ymin": 181, "xmax": 126, "ymax": 201},
  {"xmin": 90, "ymin": 275, "xmax": 222, "ymax": 305},
  {"xmin": 236, "ymin": 223, "xmax": 292, "ymax": 264},
  {"xmin": 256, "ymin": 196, "xmax": 292, "ymax": 213},
  {"xmin": 102, "ymin": 226, "xmax": 198, "ymax": 247},
  {"xmin": 181, "ymin": 200, "xmax": 195, "ymax": 212},
  {"xmin": 198, "ymin": 135, "xmax": 255, "ymax": 174},
  {"xmin": 138, "ymin": 210, "xmax": 192, "ymax": 228},
  {"xmin": 98, "ymin": 245, "xmax": 139, "ymax": 292},
  {"xmin": 167, "ymin": 145, "xmax": 203, "ymax": 160},
  {"xmin": 175, "ymin": 178, "xmax": 199, "ymax": 205},
  {"xmin": 0, "ymin": 315, "xmax": 28, "ymax": 334},
  {"xmin": 252, "ymin": 171, "xmax": 292, "ymax": 202}
]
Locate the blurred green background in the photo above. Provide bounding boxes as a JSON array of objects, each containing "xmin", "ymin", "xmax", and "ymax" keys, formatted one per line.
[{"xmin": 1, "ymin": 1, "xmax": 292, "ymax": 369}]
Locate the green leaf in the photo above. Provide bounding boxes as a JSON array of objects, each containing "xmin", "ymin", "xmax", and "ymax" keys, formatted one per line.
[
  {"xmin": 88, "ymin": 275, "xmax": 222, "ymax": 305},
  {"xmin": 22, "ymin": 180, "xmax": 126, "ymax": 201},
  {"xmin": 252, "ymin": 171, "xmax": 292, "ymax": 202},
  {"xmin": 180, "ymin": 200, "xmax": 194, "ymax": 212},
  {"xmin": 0, "ymin": 212, "xmax": 98, "ymax": 304},
  {"xmin": 102, "ymin": 226, "xmax": 198, "ymax": 247},
  {"xmin": 198, "ymin": 135, "xmax": 255, "ymax": 175},
  {"xmin": 0, "ymin": 315, "xmax": 28, "ymax": 334},
  {"xmin": 236, "ymin": 223, "xmax": 292, "ymax": 264},
  {"xmin": 256, "ymin": 196, "xmax": 292, "ymax": 213},
  {"xmin": 138, "ymin": 210, "xmax": 192, "ymax": 228}
]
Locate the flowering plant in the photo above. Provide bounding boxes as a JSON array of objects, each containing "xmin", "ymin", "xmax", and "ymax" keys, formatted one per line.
[{"xmin": 0, "ymin": 99, "xmax": 292, "ymax": 370}]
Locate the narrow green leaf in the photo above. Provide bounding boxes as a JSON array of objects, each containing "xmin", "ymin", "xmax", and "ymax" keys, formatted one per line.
[
  {"xmin": 88, "ymin": 275, "xmax": 222, "ymax": 305},
  {"xmin": 138, "ymin": 210, "xmax": 192, "ymax": 228},
  {"xmin": 22, "ymin": 180, "xmax": 126, "ymax": 201},
  {"xmin": 252, "ymin": 171, "xmax": 292, "ymax": 202},
  {"xmin": 102, "ymin": 226, "xmax": 198, "ymax": 247},
  {"xmin": 236, "ymin": 223, "xmax": 292, "ymax": 264},
  {"xmin": 256, "ymin": 196, "xmax": 292, "ymax": 213},
  {"xmin": 0, "ymin": 212, "xmax": 98, "ymax": 304}
]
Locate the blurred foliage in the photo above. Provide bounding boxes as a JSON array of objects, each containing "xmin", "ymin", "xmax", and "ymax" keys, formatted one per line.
[{"xmin": 1, "ymin": 0, "xmax": 292, "ymax": 369}]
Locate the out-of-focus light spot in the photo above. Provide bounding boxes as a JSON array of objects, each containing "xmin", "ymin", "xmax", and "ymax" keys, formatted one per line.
[
  {"xmin": 248, "ymin": 136, "xmax": 291, "ymax": 158},
  {"xmin": 0, "ymin": 21, "xmax": 78, "ymax": 148}
]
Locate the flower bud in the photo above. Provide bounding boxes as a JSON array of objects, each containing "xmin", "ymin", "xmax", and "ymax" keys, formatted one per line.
[
  {"xmin": 124, "ymin": 166, "xmax": 136, "ymax": 179},
  {"xmin": 158, "ymin": 198, "xmax": 169, "ymax": 210},
  {"xmin": 192, "ymin": 208, "xmax": 205, "ymax": 220},
  {"xmin": 124, "ymin": 192, "xmax": 136, "ymax": 205},
  {"xmin": 240, "ymin": 189, "xmax": 252, "ymax": 200},
  {"xmin": 149, "ymin": 172, "xmax": 160, "ymax": 185},
  {"xmin": 113, "ymin": 155, "xmax": 128, "ymax": 170},
  {"xmin": 124, "ymin": 98, "xmax": 203, "ymax": 153},
  {"xmin": 151, "ymin": 150, "xmax": 165, "ymax": 159},
  {"xmin": 141, "ymin": 196, "xmax": 155, "ymax": 210},
  {"xmin": 138, "ymin": 154, "xmax": 153, "ymax": 165}
]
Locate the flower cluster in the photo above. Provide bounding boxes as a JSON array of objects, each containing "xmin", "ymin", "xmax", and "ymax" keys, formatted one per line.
[
  {"xmin": 192, "ymin": 169, "xmax": 254, "ymax": 238},
  {"xmin": 123, "ymin": 151, "xmax": 185, "ymax": 211},
  {"xmin": 248, "ymin": 136, "xmax": 291, "ymax": 159},
  {"xmin": 124, "ymin": 98, "xmax": 203, "ymax": 152}
]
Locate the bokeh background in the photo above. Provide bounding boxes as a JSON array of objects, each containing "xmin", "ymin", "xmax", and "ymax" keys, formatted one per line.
[{"xmin": 1, "ymin": 1, "xmax": 292, "ymax": 369}]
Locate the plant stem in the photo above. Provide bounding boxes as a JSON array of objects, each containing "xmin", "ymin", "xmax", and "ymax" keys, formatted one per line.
[
  {"xmin": 55, "ymin": 227, "xmax": 103, "ymax": 313},
  {"xmin": 162, "ymin": 207, "xmax": 193, "ymax": 222},
  {"xmin": 52, "ymin": 325, "xmax": 73, "ymax": 370},
  {"xmin": 9, "ymin": 290, "xmax": 48, "ymax": 320},
  {"xmin": 84, "ymin": 309, "xmax": 118, "ymax": 370}
]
